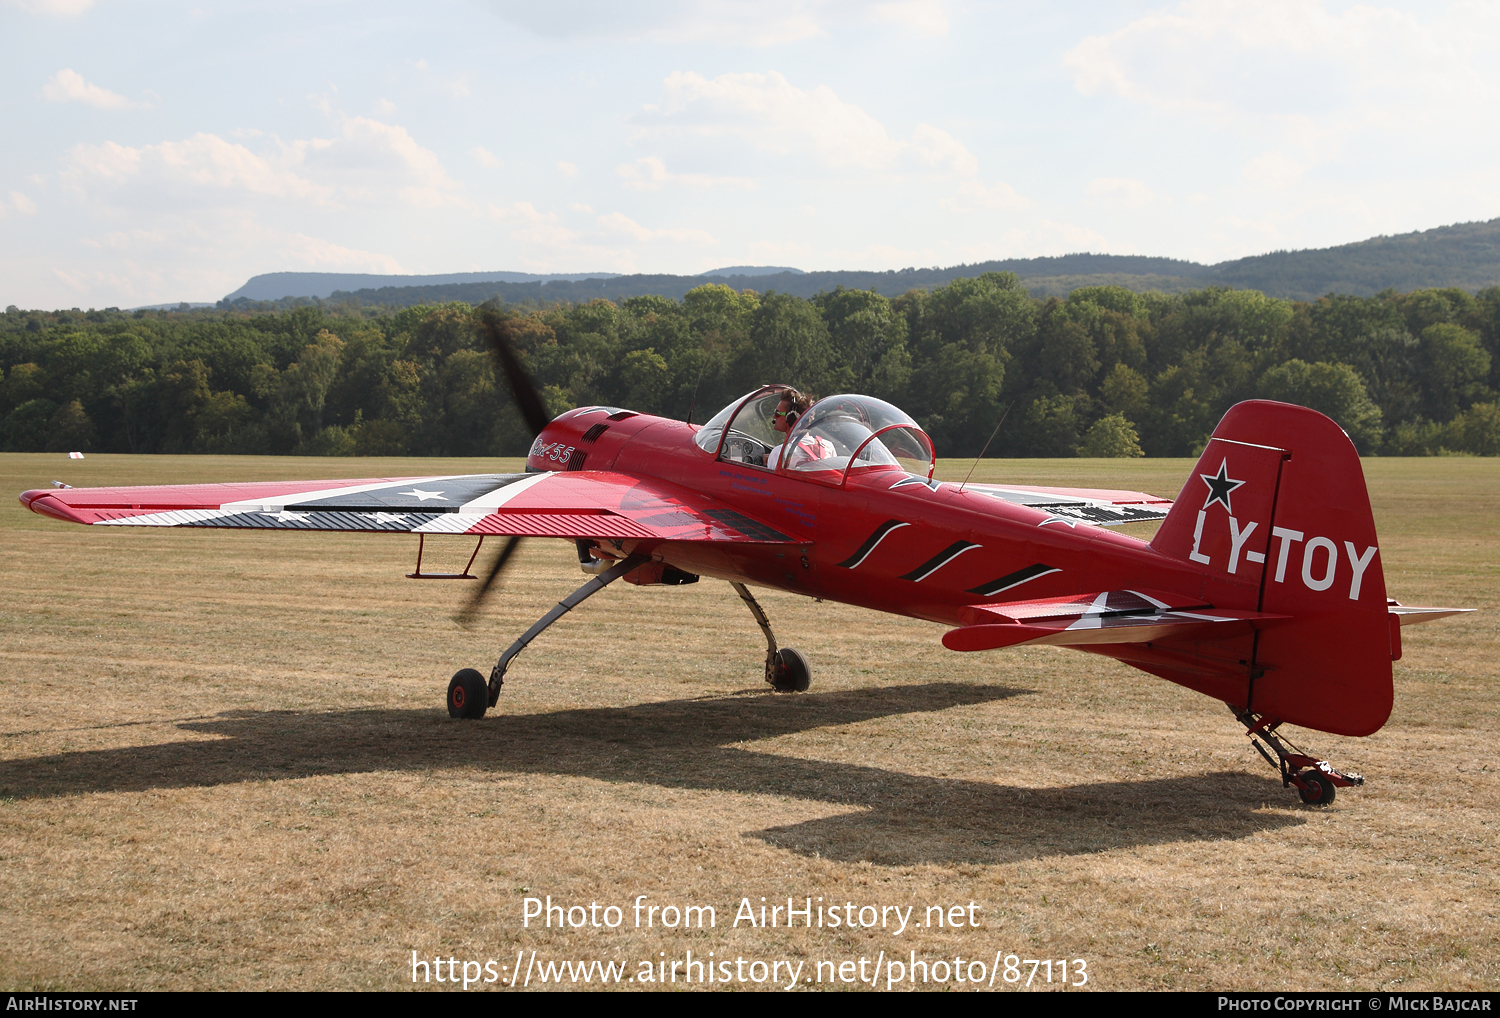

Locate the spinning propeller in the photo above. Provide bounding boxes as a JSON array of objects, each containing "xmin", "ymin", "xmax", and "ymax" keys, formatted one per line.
[{"xmin": 457, "ymin": 311, "xmax": 552, "ymax": 625}]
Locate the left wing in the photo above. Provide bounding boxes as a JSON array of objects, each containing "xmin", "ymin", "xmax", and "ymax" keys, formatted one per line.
[
  {"xmin": 20, "ymin": 471, "xmax": 799, "ymax": 544},
  {"xmin": 943, "ymin": 588, "xmax": 1287, "ymax": 651},
  {"xmin": 959, "ymin": 483, "xmax": 1171, "ymax": 527}
]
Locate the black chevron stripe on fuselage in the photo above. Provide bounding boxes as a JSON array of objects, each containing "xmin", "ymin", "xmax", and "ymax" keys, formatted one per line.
[
  {"xmin": 899, "ymin": 540, "xmax": 982, "ymax": 582},
  {"xmin": 966, "ymin": 563, "xmax": 1062, "ymax": 597},
  {"xmin": 836, "ymin": 519, "xmax": 911, "ymax": 569}
]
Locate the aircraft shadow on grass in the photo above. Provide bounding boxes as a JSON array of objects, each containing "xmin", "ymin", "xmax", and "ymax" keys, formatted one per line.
[{"xmin": 0, "ymin": 682, "xmax": 1302, "ymax": 864}]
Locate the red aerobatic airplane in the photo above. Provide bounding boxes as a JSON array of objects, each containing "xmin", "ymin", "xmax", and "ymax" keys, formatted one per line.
[{"xmin": 19, "ymin": 320, "xmax": 1469, "ymax": 805}]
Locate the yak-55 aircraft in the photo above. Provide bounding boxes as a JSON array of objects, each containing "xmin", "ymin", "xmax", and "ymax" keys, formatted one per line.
[{"xmin": 20, "ymin": 318, "xmax": 1469, "ymax": 805}]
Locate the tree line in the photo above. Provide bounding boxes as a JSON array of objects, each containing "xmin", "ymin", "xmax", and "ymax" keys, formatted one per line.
[{"xmin": 3, "ymin": 274, "xmax": 1498, "ymax": 459}]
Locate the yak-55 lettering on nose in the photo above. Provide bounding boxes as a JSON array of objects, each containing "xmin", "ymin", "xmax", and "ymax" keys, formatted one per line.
[{"xmin": 19, "ymin": 318, "xmax": 1471, "ymax": 806}]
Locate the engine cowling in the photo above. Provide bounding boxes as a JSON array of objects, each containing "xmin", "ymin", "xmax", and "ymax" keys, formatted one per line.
[{"xmin": 525, "ymin": 406, "xmax": 653, "ymax": 473}]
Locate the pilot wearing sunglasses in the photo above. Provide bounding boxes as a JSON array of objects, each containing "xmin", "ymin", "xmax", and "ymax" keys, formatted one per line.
[{"xmin": 766, "ymin": 388, "xmax": 835, "ymax": 470}]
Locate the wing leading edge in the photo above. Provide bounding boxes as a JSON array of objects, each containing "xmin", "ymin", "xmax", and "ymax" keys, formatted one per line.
[{"xmin": 20, "ymin": 471, "xmax": 799, "ymax": 545}]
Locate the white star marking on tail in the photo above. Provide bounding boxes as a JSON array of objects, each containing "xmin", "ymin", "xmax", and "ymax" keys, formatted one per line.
[{"xmin": 398, "ymin": 489, "xmax": 448, "ymax": 502}]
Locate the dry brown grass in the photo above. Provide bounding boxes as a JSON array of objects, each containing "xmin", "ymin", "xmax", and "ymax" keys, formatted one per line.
[{"xmin": 0, "ymin": 452, "xmax": 1495, "ymax": 991}]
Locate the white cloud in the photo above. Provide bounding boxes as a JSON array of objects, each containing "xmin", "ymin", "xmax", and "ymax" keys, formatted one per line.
[
  {"xmin": 11, "ymin": 192, "xmax": 39, "ymax": 214},
  {"xmin": 488, "ymin": 201, "xmax": 555, "ymax": 224},
  {"xmin": 870, "ymin": 0, "xmax": 948, "ymax": 37},
  {"xmin": 278, "ymin": 232, "xmax": 406, "ymax": 273},
  {"xmin": 640, "ymin": 70, "xmax": 903, "ymax": 170},
  {"xmin": 43, "ymin": 211, "xmax": 406, "ymax": 308},
  {"xmin": 635, "ymin": 71, "xmax": 1026, "ymax": 211},
  {"xmin": 482, "ymin": 0, "xmax": 950, "ymax": 47},
  {"xmin": 910, "ymin": 123, "xmax": 978, "ymax": 176},
  {"xmin": 946, "ymin": 178, "xmax": 1030, "ymax": 212},
  {"xmin": 374, "ymin": 98, "xmax": 397, "ymax": 115},
  {"xmin": 597, "ymin": 212, "xmax": 716, "ymax": 245},
  {"xmin": 4, "ymin": 0, "xmax": 94, "ymax": 15},
  {"xmin": 62, "ymin": 134, "xmax": 330, "ymax": 206},
  {"xmin": 617, "ymin": 156, "xmax": 756, "ymax": 191},
  {"xmin": 1052, "ymin": 2, "xmax": 1500, "ymax": 259},
  {"xmin": 1086, "ymin": 177, "xmax": 1155, "ymax": 209},
  {"xmin": 570, "ymin": 202, "xmax": 593, "ymax": 213},
  {"xmin": 1064, "ymin": 1, "xmax": 1500, "ymax": 138},
  {"xmin": 290, "ymin": 117, "xmax": 465, "ymax": 207},
  {"xmin": 557, "ymin": 161, "xmax": 579, "ymax": 178},
  {"xmin": 42, "ymin": 69, "xmax": 137, "ymax": 110},
  {"xmin": 489, "ymin": 201, "xmax": 582, "ymax": 247},
  {"xmin": 1240, "ymin": 152, "xmax": 1305, "ymax": 187},
  {"xmin": 482, "ymin": 202, "xmax": 645, "ymax": 272},
  {"xmin": 910, "ymin": 128, "xmax": 1027, "ymax": 213},
  {"xmin": 59, "ymin": 119, "xmax": 465, "ymax": 214},
  {"xmin": 472, "ymin": 146, "xmax": 502, "ymax": 169}
]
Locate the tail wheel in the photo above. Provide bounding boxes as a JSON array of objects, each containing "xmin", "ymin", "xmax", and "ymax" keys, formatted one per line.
[
  {"xmin": 771, "ymin": 647, "xmax": 811, "ymax": 692},
  {"xmin": 448, "ymin": 668, "xmax": 489, "ymax": 719},
  {"xmin": 1296, "ymin": 769, "xmax": 1335, "ymax": 806}
]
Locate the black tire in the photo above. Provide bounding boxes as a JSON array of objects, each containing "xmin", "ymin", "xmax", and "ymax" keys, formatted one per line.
[
  {"xmin": 448, "ymin": 668, "xmax": 489, "ymax": 719},
  {"xmin": 1296, "ymin": 769, "xmax": 1335, "ymax": 805},
  {"xmin": 771, "ymin": 647, "xmax": 812, "ymax": 692}
]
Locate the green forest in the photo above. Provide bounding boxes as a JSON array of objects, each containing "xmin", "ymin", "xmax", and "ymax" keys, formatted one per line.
[{"xmin": 4, "ymin": 274, "xmax": 1498, "ymax": 460}]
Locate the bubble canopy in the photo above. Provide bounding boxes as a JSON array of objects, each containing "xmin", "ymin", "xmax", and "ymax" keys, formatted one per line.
[{"xmin": 695, "ymin": 388, "xmax": 935, "ymax": 485}]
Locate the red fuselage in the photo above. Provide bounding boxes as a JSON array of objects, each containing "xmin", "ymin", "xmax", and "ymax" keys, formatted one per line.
[{"xmin": 527, "ymin": 410, "xmax": 1207, "ymax": 629}]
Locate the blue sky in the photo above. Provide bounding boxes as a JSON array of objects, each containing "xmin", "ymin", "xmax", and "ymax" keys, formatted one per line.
[{"xmin": 3, "ymin": 0, "xmax": 1497, "ymax": 308}]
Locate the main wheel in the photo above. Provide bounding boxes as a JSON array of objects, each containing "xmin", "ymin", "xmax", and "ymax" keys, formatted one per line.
[
  {"xmin": 770, "ymin": 647, "xmax": 812, "ymax": 692},
  {"xmin": 1296, "ymin": 769, "xmax": 1335, "ymax": 805},
  {"xmin": 448, "ymin": 668, "xmax": 489, "ymax": 719}
]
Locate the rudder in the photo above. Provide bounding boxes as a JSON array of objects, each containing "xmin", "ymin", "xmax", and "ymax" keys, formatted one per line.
[{"xmin": 1150, "ymin": 401, "xmax": 1392, "ymax": 736}]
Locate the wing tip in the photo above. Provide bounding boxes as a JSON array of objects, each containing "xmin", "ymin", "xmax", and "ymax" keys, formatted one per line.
[{"xmin": 19, "ymin": 491, "xmax": 93, "ymax": 524}]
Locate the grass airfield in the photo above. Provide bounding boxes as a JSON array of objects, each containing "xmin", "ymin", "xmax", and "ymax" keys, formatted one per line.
[{"xmin": 0, "ymin": 452, "xmax": 1495, "ymax": 992}]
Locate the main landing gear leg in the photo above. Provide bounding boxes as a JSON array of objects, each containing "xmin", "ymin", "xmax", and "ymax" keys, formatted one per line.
[
  {"xmin": 730, "ymin": 582, "xmax": 811, "ymax": 693},
  {"xmin": 1232, "ymin": 706, "xmax": 1364, "ymax": 806},
  {"xmin": 447, "ymin": 553, "xmax": 650, "ymax": 719}
]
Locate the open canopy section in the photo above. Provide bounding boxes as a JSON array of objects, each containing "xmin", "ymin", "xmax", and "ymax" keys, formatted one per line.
[{"xmin": 693, "ymin": 385, "xmax": 791, "ymax": 462}]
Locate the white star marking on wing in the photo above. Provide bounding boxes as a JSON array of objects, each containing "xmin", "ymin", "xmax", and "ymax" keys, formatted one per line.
[
  {"xmin": 398, "ymin": 489, "xmax": 448, "ymax": 502},
  {"xmin": 261, "ymin": 509, "xmax": 311, "ymax": 522},
  {"xmin": 361, "ymin": 512, "xmax": 409, "ymax": 523},
  {"xmin": 1038, "ymin": 515, "xmax": 1079, "ymax": 528}
]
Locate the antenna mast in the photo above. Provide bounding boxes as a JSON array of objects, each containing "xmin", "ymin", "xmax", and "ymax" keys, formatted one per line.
[{"xmin": 958, "ymin": 402, "xmax": 1012, "ymax": 492}]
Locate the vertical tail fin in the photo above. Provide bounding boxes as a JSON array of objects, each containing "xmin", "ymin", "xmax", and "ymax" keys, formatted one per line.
[{"xmin": 1149, "ymin": 401, "xmax": 1392, "ymax": 736}]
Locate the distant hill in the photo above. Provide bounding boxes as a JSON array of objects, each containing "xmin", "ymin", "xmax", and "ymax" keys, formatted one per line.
[
  {"xmin": 1210, "ymin": 219, "xmax": 1500, "ymax": 299},
  {"xmin": 219, "ymin": 218, "xmax": 1500, "ymax": 309},
  {"xmin": 307, "ymin": 259, "xmax": 1215, "ymax": 308},
  {"xmin": 221, "ymin": 266, "xmax": 806, "ymax": 302},
  {"xmin": 223, "ymin": 269, "xmax": 623, "ymax": 302},
  {"xmin": 702, "ymin": 265, "xmax": 806, "ymax": 277}
]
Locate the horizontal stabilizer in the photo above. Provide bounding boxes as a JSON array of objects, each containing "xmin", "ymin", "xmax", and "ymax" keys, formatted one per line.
[
  {"xmin": 944, "ymin": 588, "xmax": 1288, "ymax": 652},
  {"xmin": 1388, "ymin": 601, "xmax": 1475, "ymax": 627},
  {"xmin": 956, "ymin": 588, "xmax": 1207, "ymax": 625}
]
